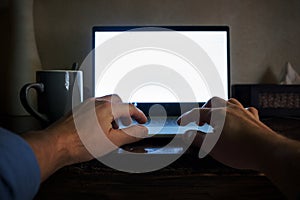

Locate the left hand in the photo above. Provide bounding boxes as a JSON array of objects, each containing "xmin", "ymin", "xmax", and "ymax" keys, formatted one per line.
[{"xmin": 23, "ymin": 94, "xmax": 148, "ymax": 181}]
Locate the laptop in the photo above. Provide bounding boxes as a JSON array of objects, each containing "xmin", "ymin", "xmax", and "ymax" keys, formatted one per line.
[{"xmin": 92, "ymin": 26, "xmax": 230, "ymax": 141}]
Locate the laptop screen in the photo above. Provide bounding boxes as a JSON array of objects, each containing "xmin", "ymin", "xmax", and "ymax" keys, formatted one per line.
[{"xmin": 92, "ymin": 26, "xmax": 230, "ymax": 104}]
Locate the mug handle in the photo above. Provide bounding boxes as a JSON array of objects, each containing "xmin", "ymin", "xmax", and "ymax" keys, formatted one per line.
[{"xmin": 20, "ymin": 83, "xmax": 49, "ymax": 123}]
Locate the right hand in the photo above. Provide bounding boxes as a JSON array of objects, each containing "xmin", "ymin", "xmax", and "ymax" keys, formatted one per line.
[{"xmin": 177, "ymin": 97, "xmax": 284, "ymax": 171}]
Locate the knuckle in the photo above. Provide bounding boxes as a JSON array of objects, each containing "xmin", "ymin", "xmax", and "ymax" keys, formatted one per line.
[
  {"xmin": 111, "ymin": 93, "xmax": 121, "ymax": 98},
  {"xmin": 111, "ymin": 94, "xmax": 122, "ymax": 102},
  {"xmin": 210, "ymin": 96, "xmax": 221, "ymax": 102},
  {"xmin": 191, "ymin": 108, "xmax": 199, "ymax": 114},
  {"xmin": 87, "ymin": 97, "xmax": 96, "ymax": 102},
  {"xmin": 228, "ymin": 97, "xmax": 237, "ymax": 101},
  {"xmin": 248, "ymin": 106, "xmax": 258, "ymax": 112},
  {"xmin": 128, "ymin": 103, "xmax": 136, "ymax": 112}
]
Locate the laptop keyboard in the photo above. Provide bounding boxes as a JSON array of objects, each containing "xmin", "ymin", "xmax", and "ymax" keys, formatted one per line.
[
  {"xmin": 119, "ymin": 116, "xmax": 213, "ymax": 135},
  {"xmin": 145, "ymin": 116, "xmax": 177, "ymax": 126}
]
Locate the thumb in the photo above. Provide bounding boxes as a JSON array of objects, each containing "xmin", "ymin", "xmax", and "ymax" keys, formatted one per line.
[{"xmin": 110, "ymin": 125, "xmax": 148, "ymax": 146}]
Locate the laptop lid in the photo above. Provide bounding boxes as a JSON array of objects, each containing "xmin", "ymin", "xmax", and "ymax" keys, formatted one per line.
[{"xmin": 92, "ymin": 26, "xmax": 230, "ymax": 116}]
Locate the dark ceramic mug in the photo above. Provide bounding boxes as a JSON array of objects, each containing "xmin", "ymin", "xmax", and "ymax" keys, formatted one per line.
[{"xmin": 20, "ymin": 70, "xmax": 83, "ymax": 123}]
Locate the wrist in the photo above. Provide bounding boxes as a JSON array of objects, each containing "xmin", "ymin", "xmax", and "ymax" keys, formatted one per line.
[
  {"xmin": 45, "ymin": 122, "xmax": 92, "ymax": 166},
  {"xmin": 254, "ymin": 129, "xmax": 285, "ymax": 173},
  {"xmin": 22, "ymin": 129, "xmax": 70, "ymax": 181},
  {"xmin": 256, "ymin": 129, "xmax": 298, "ymax": 175},
  {"xmin": 42, "ymin": 126, "xmax": 74, "ymax": 167}
]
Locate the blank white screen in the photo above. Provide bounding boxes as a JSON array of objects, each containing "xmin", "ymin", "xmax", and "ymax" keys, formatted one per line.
[{"xmin": 94, "ymin": 30, "xmax": 228, "ymax": 102}]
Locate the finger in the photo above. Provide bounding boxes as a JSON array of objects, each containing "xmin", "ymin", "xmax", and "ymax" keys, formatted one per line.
[
  {"xmin": 96, "ymin": 94, "xmax": 122, "ymax": 104},
  {"xmin": 109, "ymin": 125, "xmax": 148, "ymax": 146},
  {"xmin": 118, "ymin": 103, "xmax": 144, "ymax": 126},
  {"xmin": 95, "ymin": 95, "xmax": 133, "ymax": 126},
  {"xmin": 110, "ymin": 103, "xmax": 147, "ymax": 124},
  {"xmin": 246, "ymin": 107, "xmax": 259, "ymax": 119},
  {"xmin": 228, "ymin": 98, "xmax": 244, "ymax": 107},
  {"xmin": 202, "ymin": 96, "xmax": 227, "ymax": 108},
  {"xmin": 183, "ymin": 130, "xmax": 205, "ymax": 148},
  {"xmin": 177, "ymin": 108, "xmax": 211, "ymax": 126},
  {"xmin": 119, "ymin": 117, "xmax": 132, "ymax": 126}
]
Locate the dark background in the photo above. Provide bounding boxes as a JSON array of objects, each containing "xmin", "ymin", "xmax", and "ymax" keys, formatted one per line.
[{"xmin": 1, "ymin": 0, "xmax": 300, "ymax": 124}]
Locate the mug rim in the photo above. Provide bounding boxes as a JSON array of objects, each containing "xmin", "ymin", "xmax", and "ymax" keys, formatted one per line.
[{"xmin": 36, "ymin": 70, "xmax": 82, "ymax": 73}]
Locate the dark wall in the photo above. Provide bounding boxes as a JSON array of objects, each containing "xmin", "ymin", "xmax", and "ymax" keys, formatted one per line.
[
  {"xmin": 34, "ymin": 0, "xmax": 300, "ymax": 84},
  {"xmin": 1, "ymin": 0, "xmax": 300, "ymax": 116}
]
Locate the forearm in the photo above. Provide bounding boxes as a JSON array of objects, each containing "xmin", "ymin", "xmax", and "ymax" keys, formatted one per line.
[
  {"xmin": 22, "ymin": 130, "xmax": 70, "ymax": 182},
  {"xmin": 260, "ymin": 136, "xmax": 300, "ymax": 199}
]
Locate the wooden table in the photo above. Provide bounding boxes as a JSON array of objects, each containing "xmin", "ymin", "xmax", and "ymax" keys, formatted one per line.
[{"xmin": 34, "ymin": 117, "xmax": 300, "ymax": 200}]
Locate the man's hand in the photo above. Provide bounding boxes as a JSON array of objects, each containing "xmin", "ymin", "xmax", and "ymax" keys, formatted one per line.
[
  {"xmin": 23, "ymin": 94, "xmax": 148, "ymax": 181},
  {"xmin": 177, "ymin": 97, "xmax": 300, "ymax": 198},
  {"xmin": 177, "ymin": 97, "xmax": 280, "ymax": 171}
]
